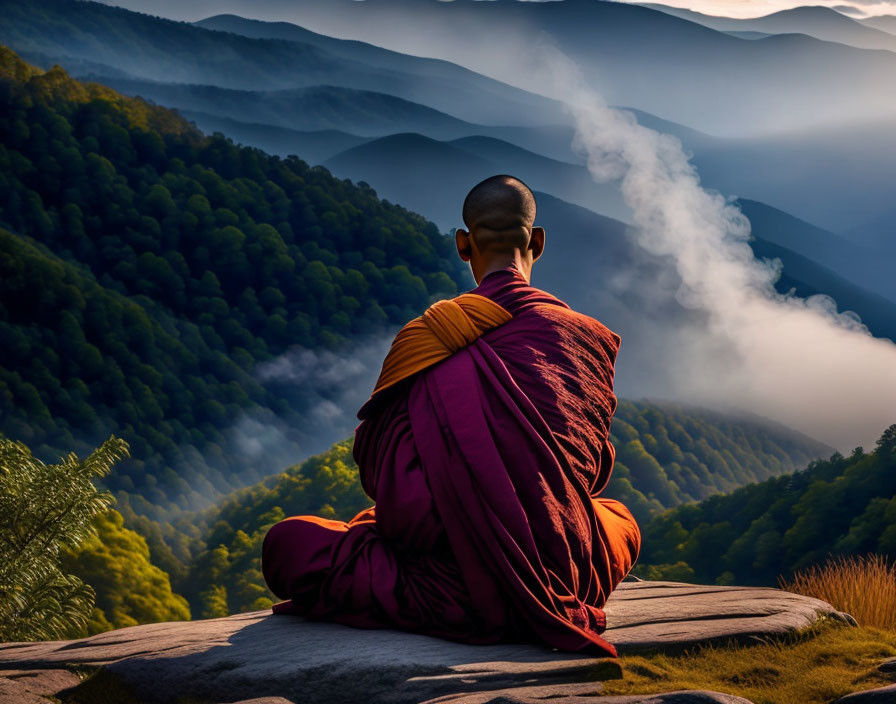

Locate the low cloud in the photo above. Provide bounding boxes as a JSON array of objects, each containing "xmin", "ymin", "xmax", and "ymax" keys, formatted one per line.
[
  {"xmin": 223, "ymin": 337, "xmax": 393, "ymax": 483},
  {"xmin": 542, "ymin": 46, "xmax": 896, "ymax": 451}
]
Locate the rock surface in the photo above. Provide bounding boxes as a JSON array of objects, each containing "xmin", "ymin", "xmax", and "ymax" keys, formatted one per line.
[
  {"xmin": 834, "ymin": 683, "xmax": 896, "ymax": 702},
  {"xmin": 0, "ymin": 581, "xmax": 844, "ymax": 704},
  {"xmin": 424, "ymin": 688, "xmax": 756, "ymax": 703}
]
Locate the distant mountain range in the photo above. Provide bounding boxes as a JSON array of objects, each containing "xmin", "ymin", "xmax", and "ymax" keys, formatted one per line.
[
  {"xmin": 737, "ymin": 200, "xmax": 896, "ymax": 304},
  {"xmin": 87, "ymin": 77, "xmax": 482, "ymax": 140},
  {"xmin": 194, "ymin": 13, "xmax": 567, "ymax": 128},
  {"xmin": 179, "ymin": 112, "xmax": 369, "ymax": 167},
  {"xmin": 842, "ymin": 208, "xmax": 896, "ymax": 253},
  {"xmin": 318, "ymin": 130, "xmax": 896, "ymax": 327},
  {"xmin": 324, "ymin": 132, "xmax": 630, "ymax": 224},
  {"xmin": 10, "ymin": 0, "xmax": 896, "ymax": 238},
  {"xmin": 145, "ymin": 0, "xmax": 896, "ymax": 136},
  {"xmin": 0, "ymin": 0, "xmax": 564, "ymax": 128},
  {"xmin": 642, "ymin": 4, "xmax": 896, "ymax": 52},
  {"xmin": 859, "ymin": 14, "xmax": 896, "ymax": 35},
  {"xmin": 77, "ymin": 67, "xmax": 896, "ymax": 240}
]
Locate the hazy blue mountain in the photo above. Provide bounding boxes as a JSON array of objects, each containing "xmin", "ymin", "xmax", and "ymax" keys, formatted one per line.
[
  {"xmin": 180, "ymin": 111, "xmax": 370, "ymax": 165},
  {"xmin": 96, "ymin": 53, "xmax": 895, "ymax": 246},
  {"xmin": 0, "ymin": 0, "xmax": 379, "ymax": 89},
  {"xmin": 841, "ymin": 209, "xmax": 896, "ymax": 253},
  {"xmin": 324, "ymin": 132, "xmax": 630, "ymax": 226},
  {"xmin": 0, "ymin": 0, "xmax": 565, "ymax": 128},
  {"xmin": 149, "ymin": 72, "xmax": 896, "ymax": 238},
  {"xmin": 17, "ymin": 0, "xmax": 896, "ymax": 235},
  {"xmin": 750, "ymin": 238, "xmax": 896, "ymax": 341},
  {"xmin": 193, "ymin": 13, "xmax": 567, "ymax": 127},
  {"xmin": 182, "ymin": 107, "xmax": 586, "ymax": 167},
  {"xmin": 322, "ymin": 133, "xmax": 896, "ymax": 340},
  {"xmin": 859, "ymin": 14, "xmax": 896, "ymax": 35},
  {"xmin": 686, "ymin": 119, "xmax": 896, "ymax": 233},
  {"xmin": 112, "ymin": 81, "xmax": 893, "ymax": 305},
  {"xmin": 17, "ymin": 0, "xmax": 893, "ymax": 304},
  {"xmin": 738, "ymin": 200, "xmax": 896, "ymax": 302},
  {"xmin": 642, "ymin": 4, "xmax": 896, "ymax": 52},
  {"xmin": 723, "ymin": 30, "xmax": 775, "ymax": 40},
  {"xmin": 84, "ymin": 77, "xmax": 480, "ymax": 139},
  {"xmin": 327, "ymin": 134, "xmax": 494, "ymax": 230},
  {"xmin": 173, "ymin": 0, "xmax": 896, "ymax": 135},
  {"xmin": 74, "ymin": 73, "xmax": 590, "ymax": 159}
]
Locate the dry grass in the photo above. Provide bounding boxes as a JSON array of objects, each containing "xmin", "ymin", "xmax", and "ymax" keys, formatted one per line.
[
  {"xmin": 601, "ymin": 623, "xmax": 896, "ymax": 704},
  {"xmin": 603, "ymin": 556, "xmax": 896, "ymax": 702},
  {"xmin": 781, "ymin": 555, "xmax": 896, "ymax": 630}
]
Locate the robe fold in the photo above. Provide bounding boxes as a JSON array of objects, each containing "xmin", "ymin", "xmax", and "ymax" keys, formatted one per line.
[{"xmin": 262, "ymin": 266, "xmax": 641, "ymax": 656}]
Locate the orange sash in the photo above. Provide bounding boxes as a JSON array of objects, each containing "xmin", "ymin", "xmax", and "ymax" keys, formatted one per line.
[{"xmin": 371, "ymin": 293, "xmax": 512, "ymax": 397}]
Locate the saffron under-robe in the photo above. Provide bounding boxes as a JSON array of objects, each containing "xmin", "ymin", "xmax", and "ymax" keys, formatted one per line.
[{"xmin": 262, "ymin": 266, "xmax": 640, "ymax": 656}]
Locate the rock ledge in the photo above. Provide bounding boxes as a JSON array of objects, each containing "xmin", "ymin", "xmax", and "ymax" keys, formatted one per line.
[{"xmin": 0, "ymin": 581, "xmax": 844, "ymax": 704}]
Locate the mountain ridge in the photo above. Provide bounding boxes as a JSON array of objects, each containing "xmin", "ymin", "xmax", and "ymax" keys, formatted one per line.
[
  {"xmin": 193, "ymin": 12, "xmax": 567, "ymax": 127},
  {"xmin": 174, "ymin": 0, "xmax": 896, "ymax": 135},
  {"xmin": 0, "ymin": 0, "xmax": 568, "ymax": 128},
  {"xmin": 320, "ymin": 130, "xmax": 896, "ymax": 332},
  {"xmin": 642, "ymin": 4, "xmax": 896, "ymax": 52}
]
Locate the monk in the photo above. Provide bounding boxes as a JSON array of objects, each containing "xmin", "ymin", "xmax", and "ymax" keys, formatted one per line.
[{"xmin": 262, "ymin": 175, "xmax": 640, "ymax": 655}]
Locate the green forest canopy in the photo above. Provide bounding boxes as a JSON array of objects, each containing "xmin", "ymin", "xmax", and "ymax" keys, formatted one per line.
[
  {"xmin": 178, "ymin": 402, "xmax": 831, "ymax": 617},
  {"xmin": 638, "ymin": 425, "xmax": 896, "ymax": 587},
  {"xmin": 0, "ymin": 46, "xmax": 468, "ymax": 514}
]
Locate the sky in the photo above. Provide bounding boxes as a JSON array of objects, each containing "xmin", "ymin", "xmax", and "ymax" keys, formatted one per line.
[
  {"xmin": 616, "ymin": 0, "xmax": 896, "ymax": 18},
  {"xmin": 97, "ymin": 0, "xmax": 896, "ymax": 22}
]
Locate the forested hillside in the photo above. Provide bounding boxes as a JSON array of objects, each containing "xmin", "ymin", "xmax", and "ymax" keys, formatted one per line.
[
  {"xmin": 0, "ymin": 47, "xmax": 467, "ymax": 513},
  {"xmin": 179, "ymin": 402, "xmax": 830, "ymax": 616},
  {"xmin": 606, "ymin": 401, "xmax": 831, "ymax": 523},
  {"xmin": 60, "ymin": 509, "xmax": 191, "ymax": 635},
  {"xmin": 638, "ymin": 425, "xmax": 896, "ymax": 587}
]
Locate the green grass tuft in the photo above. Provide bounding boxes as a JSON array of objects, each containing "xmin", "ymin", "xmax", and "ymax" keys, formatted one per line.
[{"xmin": 602, "ymin": 623, "xmax": 896, "ymax": 704}]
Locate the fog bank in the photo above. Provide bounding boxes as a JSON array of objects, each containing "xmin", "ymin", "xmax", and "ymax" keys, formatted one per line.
[{"xmin": 543, "ymin": 47, "xmax": 896, "ymax": 451}]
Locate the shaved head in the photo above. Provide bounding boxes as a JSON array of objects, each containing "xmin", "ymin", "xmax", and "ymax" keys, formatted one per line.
[
  {"xmin": 456, "ymin": 174, "xmax": 545, "ymax": 284},
  {"xmin": 462, "ymin": 175, "xmax": 536, "ymax": 236}
]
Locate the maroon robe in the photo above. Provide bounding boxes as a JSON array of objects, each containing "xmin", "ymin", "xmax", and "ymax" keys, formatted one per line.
[{"xmin": 262, "ymin": 266, "xmax": 641, "ymax": 655}]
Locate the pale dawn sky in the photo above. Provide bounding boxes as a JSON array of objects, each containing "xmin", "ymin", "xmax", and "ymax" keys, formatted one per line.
[
  {"xmin": 99, "ymin": 0, "xmax": 896, "ymax": 22},
  {"xmin": 612, "ymin": 0, "xmax": 896, "ymax": 18}
]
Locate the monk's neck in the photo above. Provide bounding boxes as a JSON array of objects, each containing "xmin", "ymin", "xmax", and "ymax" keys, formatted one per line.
[{"xmin": 474, "ymin": 253, "xmax": 532, "ymax": 284}]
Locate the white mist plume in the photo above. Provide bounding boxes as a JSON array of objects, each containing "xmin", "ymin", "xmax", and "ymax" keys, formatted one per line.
[
  {"xmin": 224, "ymin": 337, "xmax": 392, "ymax": 479},
  {"xmin": 541, "ymin": 47, "xmax": 896, "ymax": 451}
]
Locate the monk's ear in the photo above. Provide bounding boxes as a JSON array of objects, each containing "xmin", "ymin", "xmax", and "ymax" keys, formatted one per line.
[
  {"xmin": 530, "ymin": 227, "xmax": 546, "ymax": 261},
  {"xmin": 455, "ymin": 228, "xmax": 473, "ymax": 262}
]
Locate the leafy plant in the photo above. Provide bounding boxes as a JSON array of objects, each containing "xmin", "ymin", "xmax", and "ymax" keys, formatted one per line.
[{"xmin": 0, "ymin": 436, "xmax": 127, "ymax": 641}]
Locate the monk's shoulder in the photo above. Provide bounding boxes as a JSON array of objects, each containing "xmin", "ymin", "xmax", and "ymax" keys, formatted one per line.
[{"xmin": 526, "ymin": 303, "xmax": 621, "ymax": 357}]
